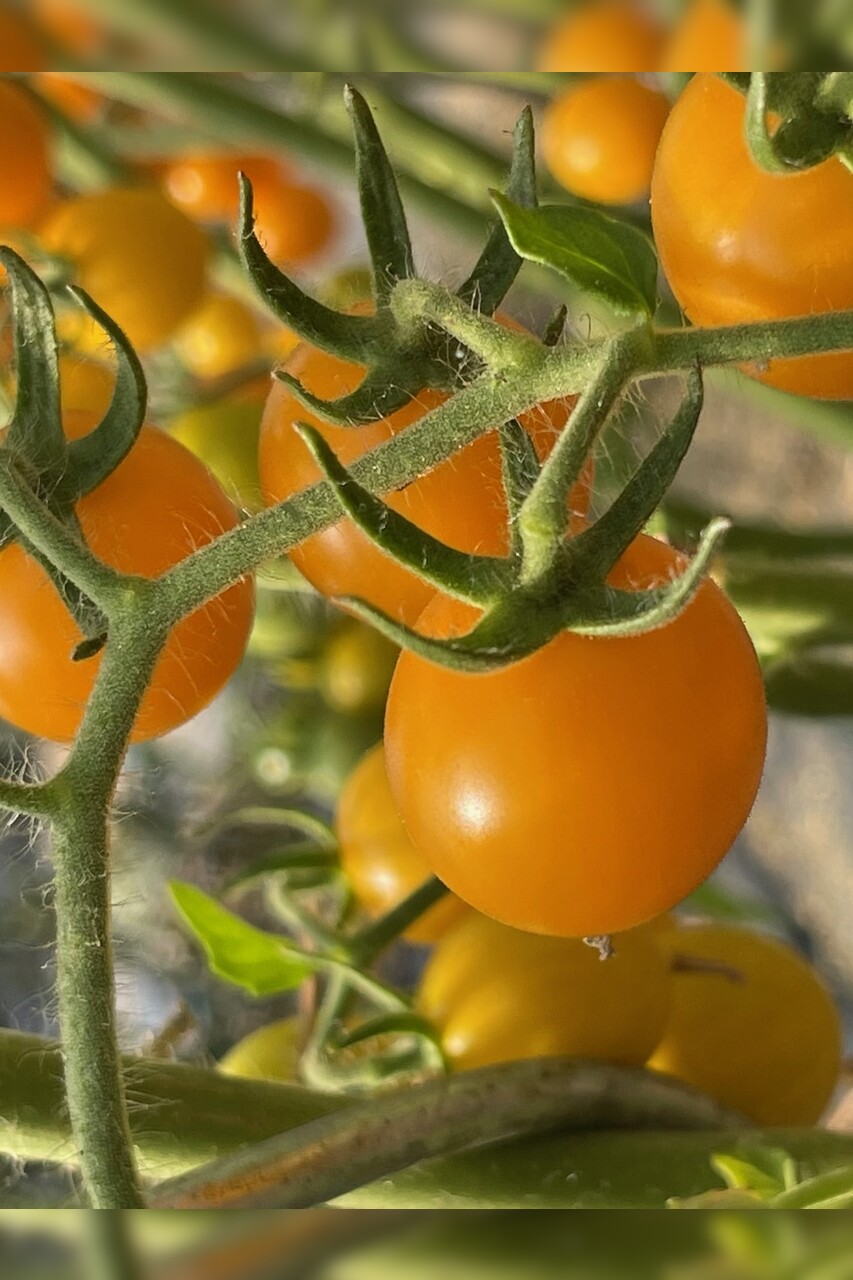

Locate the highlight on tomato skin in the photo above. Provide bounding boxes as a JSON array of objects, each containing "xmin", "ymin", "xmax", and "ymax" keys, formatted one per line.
[
  {"xmin": 384, "ymin": 533, "xmax": 768, "ymax": 939},
  {"xmin": 0, "ymin": 416, "xmax": 256, "ymax": 745}
]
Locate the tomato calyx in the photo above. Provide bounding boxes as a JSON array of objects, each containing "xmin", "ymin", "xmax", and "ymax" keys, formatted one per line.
[
  {"xmin": 0, "ymin": 247, "xmax": 146, "ymax": 652},
  {"xmin": 299, "ymin": 356, "xmax": 727, "ymax": 673},
  {"xmin": 722, "ymin": 73, "xmax": 853, "ymax": 174},
  {"xmin": 240, "ymin": 89, "xmax": 537, "ymax": 426}
]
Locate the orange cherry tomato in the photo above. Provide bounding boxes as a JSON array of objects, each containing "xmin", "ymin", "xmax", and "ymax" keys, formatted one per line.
[
  {"xmin": 536, "ymin": 0, "xmax": 664, "ymax": 72},
  {"xmin": 159, "ymin": 153, "xmax": 288, "ymax": 225},
  {"xmin": 336, "ymin": 743, "xmax": 468, "ymax": 945},
  {"xmin": 417, "ymin": 911, "xmax": 671, "ymax": 1071},
  {"xmin": 258, "ymin": 333, "xmax": 580, "ymax": 627},
  {"xmin": 658, "ymin": 0, "xmax": 749, "ymax": 72},
  {"xmin": 384, "ymin": 533, "xmax": 767, "ymax": 938},
  {"xmin": 252, "ymin": 177, "xmax": 335, "ymax": 266},
  {"xmin": 651, "ymin": 73, "xmax": 853, "ymax": 399},
  {"xmin": 0, "ymin": 79, "xmax": 52, "ymax": 228},
  {"xmin": 29, "ymin": 0, "xmax": 106, "ymax": 58},
  {"xmin": 648, "ymin": 923, "xmax": 841, "ymax": 1126},
  {"xmin": 175, "ymin": 292, "xmax": 267, "ymax": 381},
  {"xmin": 541, "ymin": 76, "xmax": 670, "ymax": 205},
  {"xmin": 0, "ymin": 415, "xmax": 255, "ymax": 743},
  {"xmin": 40, "ymin": 188, "xmax": 210, "ymax": 352}
]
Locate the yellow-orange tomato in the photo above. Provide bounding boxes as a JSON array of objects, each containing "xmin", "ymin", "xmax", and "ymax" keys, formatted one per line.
[
  {"xmin": 29, "ymin": 0, "xmax": 106, "ymax": 57},
  {"xmin": 0, "ymin": 415, "xmax": 255, "ymax": 743},
  {"xmin": 0, "ymin": 10, "xmax": 47, "ymax": 69},
  {"xmin": 336, "ymin": 743, "xmax": 468, "ymax": 944},
  {"xmin": 536, "ymin": 0, "xmax": 664, "ymax": 71},
  {"xmin": 175, "ymin": 292, "xmax": 267, "ymax": 381},
  {"xmin": 159, "ymin": 153, "xmax": 288, "ymax": 225},
  {"xmin": 648, "ymin": 923, "xmax": 842, "ymax": 1126},
  {"xmin": 252, "ymin": 178, "xmax": 335, "ymax": 266},
  {"xmin": 40, "ymin": 188, "xmax": 209, "ymax": 352},
  {"xmin": 651, "ymin": 74, "xmax": 853, "ymax": 399},
  {"xmin": 658, "ymin": 0, "xmax": 748, "ymax": 71},
  {"xmin": 258, "ymin": 337, "xmax": 580, "ymax": 627},
  {"xmin": 541, "ymin": 76, "xmax": 670, "ymax": 205},
  {"xmin": 168, "ymin": 397, "xmax": 264, "ymax": 511},
  {"xmin": 417, "ymin": 912, "xmax": 671, "ymax": 1071},
  {"xmin": 0, "ymin": 79, "xmax": 51, "ymax": 228},
  {"xmin": 57, "ymin": 354, "xmax": 114, "ymax": 414},
  {"xmin": 385, "ymin": 533, "xmax": 767, "ymax": 938},
  {"xmin": 219, "ymin": 1017, "xmax": 302, "ymax": 1082}
]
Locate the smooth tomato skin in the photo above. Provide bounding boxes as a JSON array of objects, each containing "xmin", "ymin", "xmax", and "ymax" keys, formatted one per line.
[
  {"xmin": 219, "ymin": 1017, "xmax": 302, "ymax": 1082},
  {"xmin": 39, "ymin": 188, "xmax": 209, "ymax": 351},
  {"xmin": 536, "ymin": 0, "xmax": 664, "ymax": 71},
  {"xmin": 336, "ymin": 743, "xmax": 467, "ymax": 944},
  {"xmin": 385, "ymin": 534, "xmax": 767, "ymax": 938},
  {"xmin": 258, "ymin": 340, "xmax": 578, "ymax": 627},
  {"xmin": 542, "ymin": 77, "xmax": 670, "ymax": 205},
  {"xmin": 658, "ymin": 0, "xmax": 748, "ymax": 71},
  {"xmin": 168, "ymin": 397, "xmax": 264, "ymax": 511},
  {"xmin": 651, "ymin": 74, "xmax": 853, "ymax": 399},
  {"xmin": 417, "ymin": 911, "xmax": 671, "ymax": 1070},
  {"xmin": 648, "ymin": 923, "xmax": 841, "ymax": 1126},
  {"xmin": 0, "ymin": 80, "xmax": 52, "ymax": 228},
  {"xmin": 0, "ymin": 419, "xmax": 255, "ymax": 743}
]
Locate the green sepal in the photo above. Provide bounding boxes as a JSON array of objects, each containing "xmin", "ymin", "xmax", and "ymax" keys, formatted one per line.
[
  {"xmin": 169, "ymin": 881, "xmax": 317, "ymax": 996},
  {"xmin": 0, "ymin": 247, "xmax": 65, "ymax": 475},
  {"xmin": 296, "ymin": 421, "xmax": 511, "ymax": 605},
  {"xmin": 571, "ymin": 366, "xmax": 704, "ymax": 577},
  {"xmin": 490, "ymin": 194, "xmax": 658, "ymax": 319},
  {"xmin": 56, "ymin": 287, "xmax": 147, "ymax": 502},
  {"xmin": 195, "ymin": 804, "xmax": 337, "ymax": 848},
  {"xmin": 570, "ymin": 517, "xmax": 731, "ymax": 638},
  {"xmin": 456, "ymin": 106, "xmax": 536, "ymax": 315},
  {"xmin": 237, "ymin": 174, "xmax": 385, "ymax": 363},
  {"xmin": 711, "ymin": 1145, "xmax": 796, "ymax": 1198},
  {"xmin": 274, "ymin": 359, "xmax": 447, "ymax": 427},
  {"xmin": 345, "ymin": 84, "xmax": 414, "ymax": 302},
  {"xmin": 744, "ymin": 74, "xmax": 799, "ymax": 174},
  {"xmin": 19, "ymin": 526, "xmax": 108, "ymax": 656}
]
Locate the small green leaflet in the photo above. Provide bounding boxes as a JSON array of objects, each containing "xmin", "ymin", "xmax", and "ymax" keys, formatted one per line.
[
  {"xmin": 490, "ymin": 193, "xmax": 658, "ymax": 319},
  {"xmin": 169, "ymin": 881, "xmax": 317, "ymax": 996}
]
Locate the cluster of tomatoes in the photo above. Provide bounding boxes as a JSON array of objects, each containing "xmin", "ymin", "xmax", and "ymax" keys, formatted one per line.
[
  {"xmin": 0, "ymin": 71, "xmax": 339, "ymax": 742},
  {"xmin": 219, "ymin": 741, "xmax": 842, "ymax": 1128}
]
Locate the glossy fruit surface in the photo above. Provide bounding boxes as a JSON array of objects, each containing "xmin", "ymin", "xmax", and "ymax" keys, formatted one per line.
[
  {"xmin": 258, "ymin": 338, "xmax": 578, "ymax": 627},
  {"xmin": 651, "ymin": 73, "xmax": 853, "ymax": 398},
  {"xmin": 0, "ymin": 415, "xmax": 255, "ymax": 743},
  {"xmin": 542, "ymin": 76, "xmax": 670, "ymax": 205},
  {"xmin": 40, "ymin": 188, "xmax": 209, "ymax": 351},
  {"xmin": 536, "ymin": 0, "xmax": 664, "ymax": 71},
  {"xmin": 0, "ymin": 79, "xmax": 51, "ymax": 228},
  {"xmin": 648, "ymin": 923, "xmax": 842, "ymax": 1126},
  {"xmin": 219, "ymin": 1017, "xmax": 301, "ymax": 1082},
  {"xmin": 336, "ymin": 743, "xmax": 467, "ymax": 944},
  {"xmin": 385, "ymin": 533, "xmax": 767, "ymax": 938},
  {"xmin": 417, "ymin": 911, "xmax": 671, "ymax": 1070}
]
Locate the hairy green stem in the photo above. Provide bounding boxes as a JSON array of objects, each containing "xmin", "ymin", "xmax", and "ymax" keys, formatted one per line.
[
  {"xmin": 348, "ymin": 878, "xmax": 450, "ymax": 965},
  {"xmin": 85, "ymin": 1213, "xmax": 144, "ymax": 1280},
  {"xmin": 391, "ymin": 277, "xmax": 546, "ymax": 367},
  {"xmin": 149, "ymin": 1058, "xmax": 742, "ymax": 1209}
]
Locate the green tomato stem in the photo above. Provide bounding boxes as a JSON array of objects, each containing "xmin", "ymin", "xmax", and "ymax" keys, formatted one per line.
[
  {"xmin": 347, "ymin": 877, "xmax": 451, "ymax": 966},
  {"xmin": 85, "ymin": 1213, "xmax": 145, "ymax": 1280},
  {"xmin": 147, "ymin": 1058, "xmax": 744, "ymax": 1209}
]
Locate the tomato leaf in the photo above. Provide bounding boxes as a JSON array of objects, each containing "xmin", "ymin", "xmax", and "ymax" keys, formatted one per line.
[
  {"xmin": 490, "ymin": 195, "xmax": 658, "ymax": 319},
  {"xmin": 169, "ymin": 881, "xmax": 317, "ymax": 996}
]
